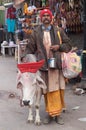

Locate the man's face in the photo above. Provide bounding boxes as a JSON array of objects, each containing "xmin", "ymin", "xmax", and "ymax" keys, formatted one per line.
[{"xmin": 41, "ymin": 13, "xmax": 52, "ymax": 24}]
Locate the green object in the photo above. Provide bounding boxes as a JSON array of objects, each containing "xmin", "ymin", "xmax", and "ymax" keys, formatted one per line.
[
  {"xmin": 42, "ymin": 0, "xmax": 46, "ymax": 6},
  {"xmin": 0, "ymin": 10, "xmax": 5, "ymax": 25}
]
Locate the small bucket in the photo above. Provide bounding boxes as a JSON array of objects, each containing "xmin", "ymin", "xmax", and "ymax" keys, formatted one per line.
[{"xmin": 48, "ymin": 58, "xmax": 56, "ymax": 69}]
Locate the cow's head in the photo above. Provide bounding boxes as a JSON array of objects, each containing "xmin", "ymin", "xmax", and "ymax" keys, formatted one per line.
[
  {"xmin": 19, "ymin": 72, "xmax": 37, "ymax": 106},
  {"xmin": 17, "ymin": 71, "xmax": 47, "ymax": 106},
  {"xmin": 17, "ymin": 54, "xmax": 46, "ymax": 106}
]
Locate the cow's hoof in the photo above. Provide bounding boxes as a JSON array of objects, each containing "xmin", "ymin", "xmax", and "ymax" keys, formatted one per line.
[
  {"xmin": 35, "ymin": 121, "xmax": 41, "ymax": 126},
  {"xmin": 27, "ymin": 119, "xmax": 34, "ymax": 123}
]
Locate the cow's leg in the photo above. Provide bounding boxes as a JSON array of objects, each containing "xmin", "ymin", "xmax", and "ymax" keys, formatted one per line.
[
  {"xmin": 35, "ymin": 87, "xmax": 42, "ymax": 125},
  {"xmin": 27, "ymin": 105, "xmax": 34, "ymax": 123}
]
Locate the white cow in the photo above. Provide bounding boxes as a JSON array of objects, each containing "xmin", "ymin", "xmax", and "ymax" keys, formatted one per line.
[{"xmin": 17, "ymin": 54, "xmax": 47, "ymax": 125}]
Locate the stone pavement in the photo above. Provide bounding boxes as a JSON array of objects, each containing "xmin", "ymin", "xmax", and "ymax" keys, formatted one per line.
[{"xmin": 0, "ymin": 55, "xmax": 86, "ymax": 130}]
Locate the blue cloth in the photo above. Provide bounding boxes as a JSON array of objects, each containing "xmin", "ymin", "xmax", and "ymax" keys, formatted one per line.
[
  {"xmin": 42, "ymin": 25, "xmax": 51, "ymax": 31},
  {"xmin": 6, "ymin": 19, "xmax": 16, "ymax": 33}
]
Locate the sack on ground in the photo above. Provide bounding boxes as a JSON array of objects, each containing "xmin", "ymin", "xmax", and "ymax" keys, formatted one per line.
[{"xmin": 61, "ymin": 51, "xmax": 82, "ymax": 79}]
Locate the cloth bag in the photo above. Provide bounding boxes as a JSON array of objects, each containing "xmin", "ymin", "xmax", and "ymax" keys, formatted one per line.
[
  {"xmin": 61, "ymin": 51, "xmax": 82, "ymax": 79},
  {"xmin": 57, "ymin": 31, "xmax": 82, "ymax": 79}
]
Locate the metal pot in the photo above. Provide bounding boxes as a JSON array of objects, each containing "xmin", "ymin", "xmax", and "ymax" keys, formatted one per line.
[{"xmin": 48, "ymin": 58, "xmax": 56, "ymax": 69}]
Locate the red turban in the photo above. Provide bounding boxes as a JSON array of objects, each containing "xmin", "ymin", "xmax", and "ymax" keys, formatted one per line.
[{"xmin": 40, "ymin": 9, "xmax": 53, "ymax": 20}]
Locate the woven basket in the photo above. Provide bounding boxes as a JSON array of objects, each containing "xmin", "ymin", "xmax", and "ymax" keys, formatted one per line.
[{"xmin": 17, "ymin": 60, "xmax": 45, "ymax": 73}]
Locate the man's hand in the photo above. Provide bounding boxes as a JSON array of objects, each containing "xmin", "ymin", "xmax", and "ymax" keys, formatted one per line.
[{"xmin": 50, "ymin": 45, "xmax": 60, "ymax": 51}]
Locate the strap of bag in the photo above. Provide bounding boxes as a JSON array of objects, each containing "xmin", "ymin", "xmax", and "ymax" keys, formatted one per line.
[
  {"xmin": 57, "ymin": 30, "xmax": 62, "ymax": 44},
  {"xmin": 57, "ymin": 29, "xmax": 68, "ymax": 81}
]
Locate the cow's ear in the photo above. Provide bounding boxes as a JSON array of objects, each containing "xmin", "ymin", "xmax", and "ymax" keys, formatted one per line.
[{"xmin": 36, "ymin": 75, "xmax": 47, "ymax": 89}]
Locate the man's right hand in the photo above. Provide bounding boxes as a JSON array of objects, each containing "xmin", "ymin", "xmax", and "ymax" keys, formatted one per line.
[{"xmin": 50, "ymin": 45, "xmax": 60, "ymax": 51}]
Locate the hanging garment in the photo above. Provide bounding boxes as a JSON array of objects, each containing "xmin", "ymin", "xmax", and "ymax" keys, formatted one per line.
[
  {"xmin": 6, "ymin": 19, "xmax": 16, "ymax": 33},
  {"xmin": 30, "ymin": 0, "xmax": 36, "ymax": 5},
  {"xmin": 48, "ymin": 0, "xmax": 57, "ymax": 9},
  {"xmin": 7, "ymin": 5, "xmax": 16, "ymax": 19},
  {"xmin": 42, "ymin": 0, "xmax": 46, "ymax": 7}
]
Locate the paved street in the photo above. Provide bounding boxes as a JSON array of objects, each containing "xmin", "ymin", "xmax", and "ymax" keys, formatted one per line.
[{"xmin": 0, "ymin": 39, "xmax": 86, "ymax": 130}]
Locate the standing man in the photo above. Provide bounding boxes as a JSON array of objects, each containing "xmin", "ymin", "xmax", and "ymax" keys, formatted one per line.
[{"xmin": 24, "ymin": 9, "xmax": 72, "ymax": 125}]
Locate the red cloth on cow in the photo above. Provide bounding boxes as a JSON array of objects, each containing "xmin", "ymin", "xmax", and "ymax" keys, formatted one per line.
[{"xmin": 17, "ymin": 60, "xmax": 45, "ymax": 73}]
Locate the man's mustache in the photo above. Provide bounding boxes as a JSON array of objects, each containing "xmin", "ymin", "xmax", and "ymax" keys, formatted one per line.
[{"xmin": 43, "ymin": 18, "xmax": 50, "ymax": 22}]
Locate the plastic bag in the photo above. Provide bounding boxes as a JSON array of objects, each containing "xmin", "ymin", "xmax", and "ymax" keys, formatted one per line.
[{"xmin": 61, "ymin": 51, "xmax": 82, "ymax": 79}]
